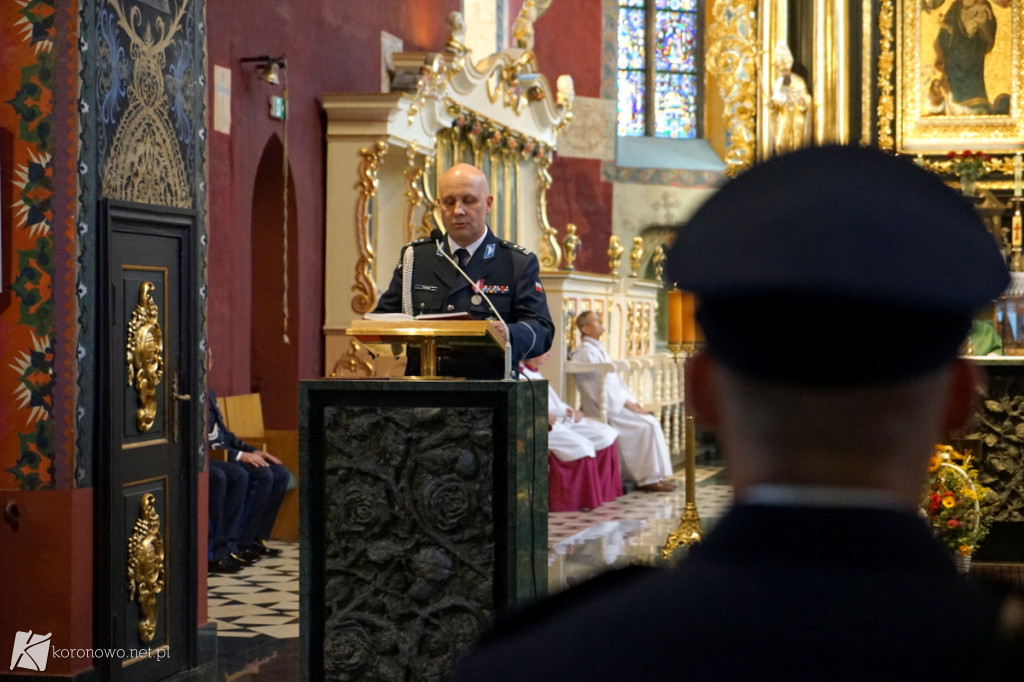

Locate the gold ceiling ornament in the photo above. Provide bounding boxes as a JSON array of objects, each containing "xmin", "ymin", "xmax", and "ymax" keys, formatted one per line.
[
  {"xmin": 706, "ymin": 0, "xmax": 758, "ymax": 177},
  {"xmin": 127, "ymin": 493, "xmax": 165, "ymax": 644},
  {"xmin": 102, "ymin": 0, "xmax": 192, "ymax": 208},
  {"xmin": 126, "ymin": 281, "xmax": 164, "ymax": 433},
  {"xmin": 351, "ymin": 141, "xmax": 387, "ymax": 315}
]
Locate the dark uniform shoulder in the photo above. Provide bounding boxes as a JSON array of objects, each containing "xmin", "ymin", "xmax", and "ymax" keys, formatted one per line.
[{"xmin": 499, "ymin": 240, "xmax": 533, "ymax": 257}]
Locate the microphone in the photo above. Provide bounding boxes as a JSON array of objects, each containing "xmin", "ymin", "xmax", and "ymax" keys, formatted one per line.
[{"xmin": 431, "ymin": 228, "xmax": 516, "ymax": 379}]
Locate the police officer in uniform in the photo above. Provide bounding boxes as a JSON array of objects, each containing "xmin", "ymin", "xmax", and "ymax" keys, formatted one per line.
[
  {"xmin": 375, "ymin": 163, "xmax": 554, "ymax": 379},
  {"xmin": 454, "ymin": 145, "xmax": 1024, "ymax": 679}
]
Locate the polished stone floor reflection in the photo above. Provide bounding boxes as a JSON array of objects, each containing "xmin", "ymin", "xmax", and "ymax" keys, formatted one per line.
[{"xmin": 195, "ymin": 461, "xmax": 731, "ymax": 679}]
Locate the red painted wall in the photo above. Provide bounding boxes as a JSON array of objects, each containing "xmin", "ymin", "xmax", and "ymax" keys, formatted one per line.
[
  {"xmin": 0, "ymin": 490, "xmax": 93, "ymax": 677},
  {"xmin": 205, "ymin": 0, "xmax": 460, "ymax": 429},
  {"xmin": 534, "ymin": 0, "xmax": 613, "ymax": 275}
]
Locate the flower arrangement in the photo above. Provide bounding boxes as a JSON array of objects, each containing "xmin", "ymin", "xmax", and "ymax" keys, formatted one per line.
[
  {"xmin": 946, "ymin": 150, "xmax": 990, "ymax": 195},
  {"xmin": 921, "ymin": 444, "xmax": 994, "ymax": 557}
]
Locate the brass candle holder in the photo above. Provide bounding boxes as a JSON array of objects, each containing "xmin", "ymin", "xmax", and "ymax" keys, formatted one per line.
[{"xmin": 662, "ymin": 415, "xmax": 704, "ymax": 558}]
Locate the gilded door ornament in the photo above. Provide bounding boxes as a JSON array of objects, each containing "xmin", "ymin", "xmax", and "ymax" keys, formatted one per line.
[
  {"xmin": 126, "ymin": 281, "xmax": 164, "ymax": 432},
  {"xmin": 102, "ymin": 0, "xmax": 192, "ymax": 208},
  {"xmin": 706, "ymin": 0, "xmax": 758, "ymax": 175},
  {"xmin": 352, "ymin": 141, "xmax": 387, "ymax": 315},
  {"xmin": 127, "ymin": 493, "xmax": 165, "ymax": 643}
]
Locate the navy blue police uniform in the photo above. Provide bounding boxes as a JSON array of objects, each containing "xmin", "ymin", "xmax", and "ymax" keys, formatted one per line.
[{"xmin": 375, "ymin": 228, "xmax": 554, "ymax": 378}]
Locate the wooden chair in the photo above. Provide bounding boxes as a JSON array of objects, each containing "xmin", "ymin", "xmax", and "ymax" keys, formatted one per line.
[{"xmin": 218, "ymin": 393, "xmax": 300, "ymax": 542}]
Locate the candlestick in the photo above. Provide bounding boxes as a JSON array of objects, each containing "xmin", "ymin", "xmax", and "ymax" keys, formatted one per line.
[
  {"xmin": 661, "ymin": 415, "xmax": 704, "ymax": 558},
  {"xmin": 668, "ymin": 288, "xmax": 683, "ymax": 345}
]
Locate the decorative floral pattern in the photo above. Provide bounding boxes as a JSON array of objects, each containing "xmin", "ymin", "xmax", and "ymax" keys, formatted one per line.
[
  {"xmin": 320, "ymin": 406, "xmax": 494, "ymax": 679},
  {"xmin": 2, "ymin": 0, "xmax": 57, "ymax": 489}
]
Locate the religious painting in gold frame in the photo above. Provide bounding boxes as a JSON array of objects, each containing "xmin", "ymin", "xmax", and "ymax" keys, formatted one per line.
[{"xmin": 898, "ymin": 0, "xmax": 1024, "ymax": 153}]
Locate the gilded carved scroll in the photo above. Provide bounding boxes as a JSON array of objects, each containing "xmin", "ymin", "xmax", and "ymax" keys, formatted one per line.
[
  {"xmin": 127, "ymin": 493, "xmax": 165, "ymax": 643},
  {"xmin": 352, "ymin": 142, "xmax": 387, "ymax": 315},
  {"xmin": 126, "ymin": 281, "xmax": 164, "ymax": 432}
]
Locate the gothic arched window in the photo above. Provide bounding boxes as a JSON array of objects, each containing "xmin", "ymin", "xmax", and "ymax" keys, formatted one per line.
[{"xmin": 617, "ymin": 0, "xmax": 702, "ymax": 139}]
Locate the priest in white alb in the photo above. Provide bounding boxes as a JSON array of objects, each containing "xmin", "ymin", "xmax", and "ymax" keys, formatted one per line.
[
  {"xmin": 570, "ymin": 310, "xmax": 676, "ymax": 493},
  {"xmin": 520, "ymin": 351, "xmax": 622, "ymax": 511}
]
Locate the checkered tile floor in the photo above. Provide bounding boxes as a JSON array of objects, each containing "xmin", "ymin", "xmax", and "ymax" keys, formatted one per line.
[
  {"xmin": 206, "ymin": 542, "xmax": 300, "ymax": 639},
  {"xmin": 206, "ymin": 465, "xmax": 731, "ymax": 638}
]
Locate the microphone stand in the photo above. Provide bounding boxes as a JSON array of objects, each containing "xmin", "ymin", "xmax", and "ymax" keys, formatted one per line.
[{"xmin": 433, "ymin": 235, "xmax": 514, "ymax": 380}]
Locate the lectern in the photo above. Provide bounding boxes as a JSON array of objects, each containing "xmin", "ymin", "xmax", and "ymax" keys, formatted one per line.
[
  {"xmin": 347, "ymin": 318, "xmax": 512, "ymax": 379},
  {"xmin": 300, "ymin": 330, "xmax": 548, "ymax": 679}
]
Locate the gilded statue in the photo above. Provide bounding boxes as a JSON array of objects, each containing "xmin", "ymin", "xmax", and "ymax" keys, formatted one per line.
[
  {"xmin": 766, "ymin": 42, "xmax": 812, "ymax": 156},
  {"xmin": 446, "ymin": 11, "xmax": 467, "ymax": 55},
  {"xmin": 652, "ymin": 244, "xmax": 667, "ymax": 282},
  {"xmin": 126, "ymin": 281, "xmax": 164, "ymax": 432},
  {"xmin": 608, "ymin": 235, "xmax": 625, "ymax": 275},
  {"xmin": 629, "ymin": 237, "xmax": 645, "ymax": 278},
  {"xmin": 562, "ymin": 223, "xmax": 580, "ymax": 270},
  {"xmin": 512, "ymin": 0, "xmax": 537, "ymax": 50},
  {"xmin": 127, "ymin": 494, "xmax": 165, "ymax": 643}
]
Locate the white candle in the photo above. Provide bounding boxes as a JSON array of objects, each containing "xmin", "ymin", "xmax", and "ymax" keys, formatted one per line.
[{"xmin": 1014, "ymin": 153, "xmax": 1022, "ymax": 198}]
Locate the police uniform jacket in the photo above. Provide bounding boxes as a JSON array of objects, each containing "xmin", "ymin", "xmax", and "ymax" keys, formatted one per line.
[{"xmin": 375, "ymin": 229, "xmax": 554, "ymax": 378}]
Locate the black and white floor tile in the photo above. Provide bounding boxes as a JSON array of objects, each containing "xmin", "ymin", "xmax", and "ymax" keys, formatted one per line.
[{"xmin": 206, "ymin": 463, "xmax": 731, "ymax": 641}]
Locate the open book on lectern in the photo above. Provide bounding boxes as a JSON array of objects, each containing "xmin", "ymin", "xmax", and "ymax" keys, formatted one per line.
[{"xmin": 348, "ymin": 315, "xmax": 511, "ymax": 379}]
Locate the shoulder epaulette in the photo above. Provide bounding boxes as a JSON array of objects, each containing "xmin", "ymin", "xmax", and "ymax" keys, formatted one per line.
[{"xmin": 500, "ymin": 240, "xmax": 533, "ymax": 256}]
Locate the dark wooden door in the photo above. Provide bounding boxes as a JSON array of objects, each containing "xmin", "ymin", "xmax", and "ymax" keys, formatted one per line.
[{"xmin": 97, "ymin": 200, "xmax": 199, "ymax": 681}]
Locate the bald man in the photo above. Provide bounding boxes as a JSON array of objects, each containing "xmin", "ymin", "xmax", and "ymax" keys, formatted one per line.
[{"xmin": 375, "ymin": 163, "xmax": 554, "ymax": 379}]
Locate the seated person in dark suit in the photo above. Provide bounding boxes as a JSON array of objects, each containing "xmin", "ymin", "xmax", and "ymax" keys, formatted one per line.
[
  {"xmin": 207, "ymin": 458, "xmax": 248, "ymax": 574},
  {"xmin": 208, "ymin": 389, "xmax": 289, "ymax": 564},
  {"xmin": 454, "ymin": 145, "xmax": 1024, "ymax": 679}
]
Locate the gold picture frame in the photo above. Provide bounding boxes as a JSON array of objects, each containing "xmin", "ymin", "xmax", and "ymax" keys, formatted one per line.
[{"xmin": 898, "ymin": 0, "xmax": 1024, "ymax": 153}]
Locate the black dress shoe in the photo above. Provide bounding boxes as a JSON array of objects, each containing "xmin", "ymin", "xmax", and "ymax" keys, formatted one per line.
[
  {"xmin": 209, "ymin": 557, "xmax": 243, "ymax": 574},
  {"xmin": 236, "ymin": 547, "xmax": 261, "ymax": 565},
  {"xmin": 254, "ymin": 539, "xmax": 282, "ymax": 557}
]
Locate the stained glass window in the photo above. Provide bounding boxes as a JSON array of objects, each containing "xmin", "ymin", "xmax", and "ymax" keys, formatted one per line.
[{"xmin": 617, "ymin": 0, "xmax": 701, "ymax": 139}]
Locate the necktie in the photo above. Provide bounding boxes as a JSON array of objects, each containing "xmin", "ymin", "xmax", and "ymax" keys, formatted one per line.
[{"xmin": 455, "ymin": 248, "xmax": 470, "ymax": 269}]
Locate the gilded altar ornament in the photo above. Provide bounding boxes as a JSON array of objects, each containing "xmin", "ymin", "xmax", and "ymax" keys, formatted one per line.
[
  {"xmin": 351, "ymin": 141, "xmax": 386, "ymax": 315},
  {"xmin": 128, "ymin": 494, "xmax": 165, "ymax": 643},
  {"xmin": 767, "ymin": 42, "xmax": 812, "ymax": 157},
  {"xmin": 608, "ymin": 236, "xmax": 624, "ymax": 275},
  {"xmin": 445, "ymin": 11, "xmax": 467, "ymax": 56},
  {"xmin": 512, "ymin": 0, "xmax": 537, "ymax": 50},
  {"xmin": 126, "ymin": 281, "xmax": 164, "ymax": 432},
  {"xmin": 705, "ymin": 0, "xmax": 757, "ymax": 175},
  {"xmin": 629, "ymin": 237, "xmax": 644, "ymax": 278},
  {"xmin": 875, "ymin": 0, "xmax": 896, "ymax": 150},
  {"xmin": 652, "ymin": 245, "xmax": 666, "ymax": 282},
  {"xmin": 562, "ymin": 223, "xmax": 580, "ymax": 270}
]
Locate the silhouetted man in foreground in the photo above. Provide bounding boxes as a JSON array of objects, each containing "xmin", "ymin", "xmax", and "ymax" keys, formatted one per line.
[{"xmin": 454, "ymin": 145, "xmax": 1024, "ymax": 679}]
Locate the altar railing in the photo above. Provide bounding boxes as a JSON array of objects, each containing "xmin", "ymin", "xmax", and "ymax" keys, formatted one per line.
[{"xmin": 564, "ymin": 352, "xmax": 685, "ymax": 456}]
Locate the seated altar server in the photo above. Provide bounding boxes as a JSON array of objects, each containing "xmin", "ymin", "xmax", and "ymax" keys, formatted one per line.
[
  {"xmin": 455, "ymin": 145, "xmax": 1024, "ymax": 679},
  {"xmin": 570, "ymin": 310, "xmax": 675, "ymax": 492},
  {"xmin": 520, "ymin": 352, "xmax": 622, "ymax": 511}
]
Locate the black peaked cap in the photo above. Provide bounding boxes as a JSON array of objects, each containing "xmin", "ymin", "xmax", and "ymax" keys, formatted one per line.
[{"xmin": 666, "ymin": 144, "xmax": 1010, "ymax": 385}]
